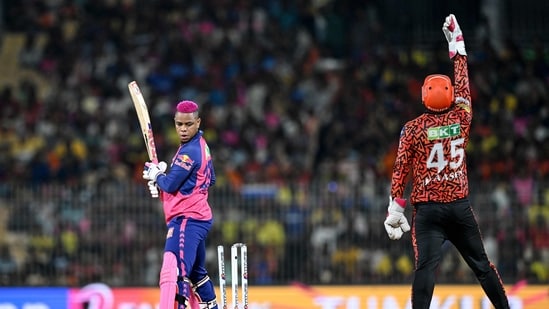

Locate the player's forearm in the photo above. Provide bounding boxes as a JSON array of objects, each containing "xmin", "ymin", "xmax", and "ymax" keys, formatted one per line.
[
  {"xmin": 391, "ymin": 160, "xmax": 409, "ymax": 198},
  {"xmin": 453, "ymin": 55, "xmax": 471, "ymax": 103},
  {"xmin": 156, "ymin": 173, "xmax": 185, "ymax": 194}
]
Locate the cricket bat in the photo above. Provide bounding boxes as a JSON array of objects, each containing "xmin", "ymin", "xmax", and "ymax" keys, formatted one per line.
[{"xmin": 128, "ymin": 81, "xmax": 159, "ymax": 164}]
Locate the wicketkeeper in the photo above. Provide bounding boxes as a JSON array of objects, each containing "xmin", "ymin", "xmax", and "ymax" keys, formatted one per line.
[{"xmin": 384, "ymin": 14, "xmax": 510, "ymax": 309}]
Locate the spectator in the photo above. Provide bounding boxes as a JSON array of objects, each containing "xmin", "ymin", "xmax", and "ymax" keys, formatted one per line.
[
  {"xmin": 0, "ymin": 244, "xmax": 17, "ymax": 286},
  {"xmin": 0, "ymin": 0, "xmax": 548, "ymax": 287}
]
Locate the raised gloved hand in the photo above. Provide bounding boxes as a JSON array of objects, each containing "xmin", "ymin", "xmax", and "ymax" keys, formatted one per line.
[
  {"xmin": 442, "ymin": 14, "xmax": 466, "ymax": 59},
  {"xmin": 143, "ymin": 161, "xmax": 167, "ymax": 182},
  {"xmin": 147, "ymin": 180, "xmax": 159, "ymax": 198},
  {"xmin": 384, "ymin": 197, "xmax": 411, "ymax": 240}
]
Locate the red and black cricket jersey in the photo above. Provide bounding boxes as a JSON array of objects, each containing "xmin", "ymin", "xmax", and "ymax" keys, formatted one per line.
[{"xmin": 391, "ymin": 55, "xmax": 472, "ymax": 204}]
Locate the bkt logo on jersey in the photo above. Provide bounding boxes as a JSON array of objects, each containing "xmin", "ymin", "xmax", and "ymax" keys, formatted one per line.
[{"xmin": 428, "ymin": 123, "xmax": 460, "ymax": 140}]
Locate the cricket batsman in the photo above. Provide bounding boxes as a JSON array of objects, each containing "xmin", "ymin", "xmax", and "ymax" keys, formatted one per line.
[{"xmin": 143, "ymin": 101, "xmax": 218, "ymax": 308}]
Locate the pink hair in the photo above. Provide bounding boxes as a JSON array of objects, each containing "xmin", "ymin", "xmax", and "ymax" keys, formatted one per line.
[{"xmin": 176, "ymin": 100, "xmax": 199, "ymax": 113}]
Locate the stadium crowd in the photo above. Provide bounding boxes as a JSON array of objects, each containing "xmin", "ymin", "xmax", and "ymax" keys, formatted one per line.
[{"xmin": 0, "ymin": 0, "xmax": 548, "ymax": 287}]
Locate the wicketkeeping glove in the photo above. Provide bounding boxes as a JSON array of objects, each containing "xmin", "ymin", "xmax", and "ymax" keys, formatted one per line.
[
  {"xmin": 442, "ymin": 14, "xmax": 466, "ymax": 59},
  {"xmin": 384, "ymin": 197, "xmax": 411, "ymax": 240},
  {"xmin": 147, "ymin": 180, "xmax": 159, "ymax": 198},
  {"xmin": 143, "ymin": 161, "xmax": 167, "ymax": 182}
]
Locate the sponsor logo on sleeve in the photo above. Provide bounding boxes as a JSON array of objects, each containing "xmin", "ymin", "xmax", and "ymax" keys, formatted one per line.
[{"xmin": 174, "ymin": 154, "xmax": 194, "ymax": 170}]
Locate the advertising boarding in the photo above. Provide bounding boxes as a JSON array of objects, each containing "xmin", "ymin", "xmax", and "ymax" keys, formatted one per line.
[{"xmin": 0, "ymin": 282, "xmax": 547, "ymax": 309}]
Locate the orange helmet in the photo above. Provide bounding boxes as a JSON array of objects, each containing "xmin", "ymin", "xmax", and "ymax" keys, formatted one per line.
[{"xmin": 421, "ymin": 74, "xmax": 454, "ymax": 112}]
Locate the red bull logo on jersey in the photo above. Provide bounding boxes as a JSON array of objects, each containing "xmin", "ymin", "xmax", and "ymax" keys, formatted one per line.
[{"xmin": 175, "ymin": 154, "xmax": 194, "ymax": 170}]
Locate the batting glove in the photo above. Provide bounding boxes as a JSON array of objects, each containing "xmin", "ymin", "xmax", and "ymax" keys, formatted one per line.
[
  {"xmin": 384, "ymin": 197, "xmax": 411, "ymax": 240},
  {"xmin": 147, "ymin": 180, "xmax": 159, "ymax": 198},
  {"xmin": 442, "ymin": 14, "xmax": 466, "ymax": 59},
  {"xmin": 143, "ymin": 161, "xmax": 167, "ymax": 182}
]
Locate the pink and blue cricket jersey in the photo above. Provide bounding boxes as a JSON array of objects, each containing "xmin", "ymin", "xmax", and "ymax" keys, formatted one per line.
[{"xmin": 156, "ymin": 130, "xmax": 216, "ymax": 223}]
